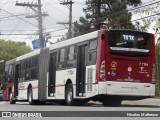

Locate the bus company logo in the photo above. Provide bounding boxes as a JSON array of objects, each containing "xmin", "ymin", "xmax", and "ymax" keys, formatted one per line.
[
  {"xmin": 111, "ymin": 61, "xmax": 117, "ymax": 70},
  {"xmin": 100, "ymin": 61, "xmax": 106, "ymax": 81}
]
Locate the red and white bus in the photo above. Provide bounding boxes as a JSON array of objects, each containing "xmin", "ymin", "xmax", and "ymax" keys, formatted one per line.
[{"xmin": 2, "ymin": 29, "xmax": 156, "ymax": 106}]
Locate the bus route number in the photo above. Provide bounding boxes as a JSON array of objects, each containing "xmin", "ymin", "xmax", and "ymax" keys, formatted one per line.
[
  {"xmin": 139, "ymin": 62, "xmax": 148, "ymax": 67},
  {"xmin": 122, "ymin": 35, "xmax": 135, "ymax": 41}
]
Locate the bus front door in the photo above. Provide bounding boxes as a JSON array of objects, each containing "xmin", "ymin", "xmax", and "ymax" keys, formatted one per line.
[
  {"xmin": 14, "ymin": 64, "xmax": 20, "ymax": 98},
  {"xmin": 76, "ymin": 45, "xmax": 87, "ymax": 96},
  {"xmin": 48, "ymin": 52, "xmax": 57, "ymax": 97}
]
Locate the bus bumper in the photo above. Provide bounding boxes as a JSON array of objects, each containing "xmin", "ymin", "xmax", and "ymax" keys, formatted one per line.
[{"xmin": 98, "ymin": 81, "xmax": 155, "ymax": 97}]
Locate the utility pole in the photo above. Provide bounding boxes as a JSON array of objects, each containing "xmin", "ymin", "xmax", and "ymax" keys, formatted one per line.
[
  {"xmin": 95, "ymin": 0, "xmax": 101, "ymax": 30},
  {"xmin": 38, "ymin": 0, "xmax": 43, "ymax": 48},
  {"xmin": 60, "ymin": 0, "xmax": 74, "ymax": 39},
  {"xmin": 15, "ymin": 0, "xmax": 48, "ymax": 48}
]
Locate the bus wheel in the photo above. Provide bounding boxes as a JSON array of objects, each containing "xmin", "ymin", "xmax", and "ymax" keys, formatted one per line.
[
  {"xmin": 9, "ymin": 91, "xmax": 16, "ymax": 104},
  {"xmin": 28, "ymin": 87, "xmax": 35, "ymax": 105},
  {"xmin": 103, "ymin": 98, "xmax": 122, "ymax": 107},
  {"xmin": 65, "ymin": 83, "xmax": 74, "ymax": 106}
]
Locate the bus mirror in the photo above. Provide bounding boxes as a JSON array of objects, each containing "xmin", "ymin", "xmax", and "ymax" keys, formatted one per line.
[{"xmin": 101, "ymin": 34, "xmax": 105, "ymax": 40}]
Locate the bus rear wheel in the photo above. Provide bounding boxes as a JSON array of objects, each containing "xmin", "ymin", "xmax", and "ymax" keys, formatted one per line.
[
  {"xmin": 28, "ymin": 87, "xmax": 36, "ymax": 105},
  {"xmin": 65, "ymin": 83, "xmax": 74, "ymax": 106}
]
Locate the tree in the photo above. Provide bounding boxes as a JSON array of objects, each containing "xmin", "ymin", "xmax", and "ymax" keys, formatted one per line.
[
  {"xmin": 73, "ymin": 0, "xmax": 141, "ymax": 37},
  {"xmin": 0, "ymin": 40, "xmax": 32, "ymax": 83}
]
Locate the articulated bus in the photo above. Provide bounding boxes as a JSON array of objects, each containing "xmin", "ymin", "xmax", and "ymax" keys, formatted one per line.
[{"xmin": 2, "ymin": 29, "xmax": 156, "ymax": 106}]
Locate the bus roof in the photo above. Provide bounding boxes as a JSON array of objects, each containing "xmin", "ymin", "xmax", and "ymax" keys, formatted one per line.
[
  {"xmin": 16, "ymin": 49, "xmax": 40, "ymax": 61},
  {"xmin": 13, "ymin": 29, "xmax": 153, "ymax": 61},
  {"xmin": 5, "ymin": 58, "xmax": 16, "ymax": 65},
  {"xmin": 49, "ymin": 30, "xmax": 98, "ymax": 51}
]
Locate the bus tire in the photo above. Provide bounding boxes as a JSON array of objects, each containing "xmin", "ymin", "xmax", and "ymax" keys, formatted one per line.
[
  {"xmin": 65, "ymin": 83, "xmax": 74, "ymax": 106},
  {"xmin": 9, "ymin": 91, "xmax": 16, "ymax": 104},
  {"xmin": 28, "ymin": 87, "xmax": 35, "ymax": 105}
]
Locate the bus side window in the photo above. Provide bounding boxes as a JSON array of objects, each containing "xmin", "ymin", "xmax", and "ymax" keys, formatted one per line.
[
  {"xmin": 89, "ymin": 40, "xmax": 97, "ymax": 50},
  {"xmin": 4, "ymin": 65, "xmax": 9, "ymax": 83},
  {"xmin": 66, "ymin": 46, "xmax": 76, "ymax": 68},
  {"xmin": 87, "ymin": 40, "xmax": 97, "ymax": 65},
  {"xmin": 9, "ymin": 64, "xmax": 13, "ymax": 74},
  {"xmin": 68, "ymin": 46, "xmax": 75, "ymax": 60},
  {"xmin": 4, "ymin": 71, "xmax": 7, "ymax": 83},
  {"xmin": 25, "ymin": 58, "xmax": 31, "ymax": 80},
  {"xmin": 20, "ymin": 60, "xmax": 25, "ymax": 81},
  {"xmin": 31, "ymin": 55, "xmax": 39, "ymax": 80},
  {"xmin": 57, "ymin": 48, "xmax": 67, "ymax": 70},
  {"xmin": 8, "ymin": 64, "xmax": 13, "ymax": 83}
]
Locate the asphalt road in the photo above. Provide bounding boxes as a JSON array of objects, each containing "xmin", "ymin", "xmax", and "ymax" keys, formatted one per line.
[{"xmin": 0, "ymin": 98, "xmax": 160, "ymax": 120}]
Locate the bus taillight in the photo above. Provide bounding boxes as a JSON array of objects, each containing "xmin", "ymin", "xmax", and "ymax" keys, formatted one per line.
[
  {"xmin": 100, "ymin": 60, "xmax": 106, "ymax": 81},
  {"xmin": 151, "ymin": 64, "xmax": 156, "ymax": 84}
]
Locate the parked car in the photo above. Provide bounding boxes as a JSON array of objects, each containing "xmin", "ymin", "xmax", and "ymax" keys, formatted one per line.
[{"xmin": 0, "ymin": 90, "xmax": 3, "ymax": 101}]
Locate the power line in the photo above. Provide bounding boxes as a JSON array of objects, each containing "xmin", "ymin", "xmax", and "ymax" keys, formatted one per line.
[
  {"xmin": 1, "ymin": 1, "xmax": 16, "ymax": 4},
  {"xmin": 15, "ymin": 0, "xmax": 47, "ymax": 48},
  {"xmin": 0, "ymin": 14, "xmax": 25, "ymax": 20},
  {"xmin": 0, "ymin": 30, "xmax": 37, "ymax": 31},
  {"xmin": 42, "ymin": 0, "xmax": 68, "ymax": 17},
  {"xmin": 0, "ymin": 0, "xmax": 10, "ymax": 9},
  {"xmin": 8, "ymin": 19, "xmax": 22, "ymax": 37},
  {"xmin": 0, "ymin": 28, "xmax": 67, "ymax": 36},
  {"xmin": 0, "ymin": 36, "xmax": 31, "ymax": 39},
  {"xmin": 60, "ymin": 0, "xmax": 74, "ymax": 39},
  {"xmin": 128, "ymin": 0, "xmax": 160, "ymax": 12},
  {"xmin": 74, "ymin": 12, "xmax": 160, "ymax": 34},
  {"xmin": 89, "ymin": 0, "xmax": 160, "ymax": 23},
  {"xmin": 74, "ymin": 1, "xmax": 85, "ymax": 5},
  {"xmin": 104, "ymin": 12, "xmax": 160, "ymax": 28},
  {"xmin": 0, "ymin": 0, "xmax": 5, "ymax": 4},
  {"xmin": 0, "ymin": 17, "xmax": 24, "ymax": 22},
  {"xmin": 0, "ymin": 8, "xmax": 38, "ymax": 27},
  {"xmin": 0, "ymin": 33, "xmax": 37, "ymax": 35},
  {"xmin": 45, "ymin": 28, "xmax": 67, "ymax": 33},
  {"xmin": 132, "ymin": 12, "xmax": 160, "ymax": 22}
]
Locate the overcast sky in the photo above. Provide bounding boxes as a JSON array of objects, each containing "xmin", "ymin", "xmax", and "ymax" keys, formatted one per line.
[{"xmin": 0, "ymin": 0, "xmax": 159, "ymax": 48}]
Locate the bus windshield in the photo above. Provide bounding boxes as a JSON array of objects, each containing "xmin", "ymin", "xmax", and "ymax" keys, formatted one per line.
[{"xmin": 108, "ymin": 31, "xmax": 150, "ymax": 56}]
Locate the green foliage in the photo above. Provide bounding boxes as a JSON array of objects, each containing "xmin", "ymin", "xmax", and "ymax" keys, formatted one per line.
[
  {"xmin": 0, "ymin": 40, "xmax": 32, "ymax": 83},
  {"xmin": 73, "ymin": 0, "xmax": 141, "ymax": 37},
  {"xmin": 156, "ymin": 44, "xmax": 160, "ymax": 62},
  {"xmin": 155, "ymin": 44, "xmax": 160, "ymax": 96}
]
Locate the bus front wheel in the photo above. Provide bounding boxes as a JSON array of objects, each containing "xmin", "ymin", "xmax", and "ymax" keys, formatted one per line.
[{"xmin": 65, "ymin": 83, "xmax": 74, "ymax": 106}]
